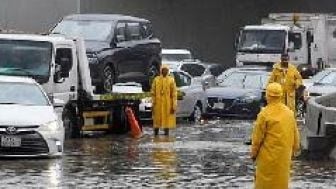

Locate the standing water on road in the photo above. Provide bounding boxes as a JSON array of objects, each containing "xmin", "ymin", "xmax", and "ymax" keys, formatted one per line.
[{"xmin": 0, "ymin": 120, "xmax": 335, "ymax": 188}]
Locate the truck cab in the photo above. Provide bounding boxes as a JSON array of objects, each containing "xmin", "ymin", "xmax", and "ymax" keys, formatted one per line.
[
  {"xmin": 236, "ymin": 13, "xmax": 319, "ymax": 78},
  {"xmin": 0, "ymin": 34, "xmax": 84, "ymax": 104}
]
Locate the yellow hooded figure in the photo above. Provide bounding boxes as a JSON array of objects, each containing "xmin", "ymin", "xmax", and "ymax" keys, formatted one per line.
[
  {"xmin": 151, "ymin": 64, "xmax": 177, "ymax": 135},
  {"xmin": 268, "ymin": 54, "xmax": 303, "ymax": 112},
  {"xmin": 251, "ymin": 83, "xmax": 300, "ymax": 189}
]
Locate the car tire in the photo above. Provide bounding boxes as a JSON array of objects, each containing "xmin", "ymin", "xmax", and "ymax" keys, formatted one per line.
[
  {"xmin": 63, "ymin": 109, "xmax": 80, "ymax": 139},
  {"xmin": 189, "ymin": 104, "xmax": 203, "ymax": 123},
  {"xmin": 102, "ymin": 65, "xmax": 115, "ymax": 93},
  {"xmin": 297, "ymin": 99, "xmax": 305, "ymax": 119}
]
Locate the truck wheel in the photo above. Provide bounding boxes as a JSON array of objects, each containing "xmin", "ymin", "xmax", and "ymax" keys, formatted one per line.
[
  {"xmin": 189, "ymin": 104, "xmax": 202, "ymax": 123},
  {"xmin": 63, "ymin": 110, "xmax": 80, "ymax": 139},
  {"xmin": 103, "ymin": 65, "xmax": 115, "ymax": 93}
]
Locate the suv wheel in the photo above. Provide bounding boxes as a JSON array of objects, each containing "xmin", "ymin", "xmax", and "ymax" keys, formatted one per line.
[{"xmin": 103, "ymin": 65, "xmax": 115, "ymax": 93}]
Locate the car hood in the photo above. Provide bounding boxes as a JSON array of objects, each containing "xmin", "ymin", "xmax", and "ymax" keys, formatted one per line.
[
  {"xmin": 206, "ymin": 87, "xmax": 261, "ymax": 99},
  {"xmin": 85, "ymin": 41, "xmax": 110, "ymax": 53},
  {"xmin": 308, "ymin": 85, "xmax": 336, "ymax": 96},
  {"xmin": 0, "ymin": 105, "xmax": 57, "ymax": 126}
]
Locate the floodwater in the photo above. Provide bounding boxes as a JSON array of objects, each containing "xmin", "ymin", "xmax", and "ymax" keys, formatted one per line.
[{"xmin": 0, "ymin": 120, "xmax": 336, "ymax": 188}]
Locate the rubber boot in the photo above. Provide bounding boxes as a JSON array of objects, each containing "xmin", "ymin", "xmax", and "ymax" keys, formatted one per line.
[
  {"xmin": 164, "ymin": 128, "xmax": 169, "ymax": 136},
  {"xmin": 154, "ymin": 128, "xmax": 159, "ymax": 136}
]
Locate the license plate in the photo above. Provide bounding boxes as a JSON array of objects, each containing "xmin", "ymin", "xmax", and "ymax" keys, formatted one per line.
[
  {"xmin": 1, "ymin": 135, "xmax": 21, "ymax": 147},
  {"xmin": 213, "ymin": 102, "xmax": 225, "ymax": 109}
]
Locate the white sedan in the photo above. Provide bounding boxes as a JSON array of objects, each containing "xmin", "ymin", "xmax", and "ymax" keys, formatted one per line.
[{"xmin": 0, "ymin": 76, "xmax": 64, "ymax": 157}]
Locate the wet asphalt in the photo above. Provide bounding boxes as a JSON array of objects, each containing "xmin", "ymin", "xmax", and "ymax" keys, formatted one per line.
[{"xmin": 0, "ymin": 119, "xmax": 336, "ymax": 188}]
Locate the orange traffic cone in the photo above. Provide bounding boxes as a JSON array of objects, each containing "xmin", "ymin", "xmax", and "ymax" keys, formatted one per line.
[{"xmin": 125, "ymin": 107, "xmax": 142, "ymax": 138}]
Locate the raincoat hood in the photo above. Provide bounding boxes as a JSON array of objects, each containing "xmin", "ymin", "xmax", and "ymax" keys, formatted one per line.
[
  {"xmin": 266, "ymin": 83, "xmax": 283, "ymax": 97},
  {"xmin": 160, "ymin": 64, "xmax": 170, "ymax": 75}
]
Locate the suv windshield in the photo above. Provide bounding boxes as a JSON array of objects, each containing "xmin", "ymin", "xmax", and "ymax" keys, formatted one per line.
[
  {"xmin": 0, "ymin": 83, "xmax": 49, "ymax": 106},
  {"xmin": 0, "ymin": 40, "xmax": 52, "ymax": 83},
  {"xmin": 238, "ymin": 30, "xmax": 286, "ymax": 53},
  {"xmin": 162, "ymin": 53, "xmax": 192, "ymax": 62},
  {"xmin": 52, "ymin": 20, "xmax": 114, "ymax": 41}
]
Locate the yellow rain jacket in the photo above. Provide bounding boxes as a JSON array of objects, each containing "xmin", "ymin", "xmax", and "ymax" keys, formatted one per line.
[
  {"xmin": 251, "ymin": 100, "xmax": 300, "ymax": 189},
  {"xmin": 151, "ymin": 65, "xmax": 177, "ymax": 129},
  {"xmin": 268, "ymin": 63, "xmax": 303, "ymax": 112}
]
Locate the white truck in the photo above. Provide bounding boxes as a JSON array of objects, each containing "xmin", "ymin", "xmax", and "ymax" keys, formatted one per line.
[
  {"xmin": 0, "ymin": 34, "xmax": 144, "ymax": 138},
  {"xmin": 236, "ymin": 13, "xmax": 336, "ymax": 78}
]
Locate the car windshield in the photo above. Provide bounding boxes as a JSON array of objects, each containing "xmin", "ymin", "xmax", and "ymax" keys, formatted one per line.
[
  {"xmin": 0, "ymin": 40, "xmax": 52, "ymax": 81},
  {"xmin": 162, "ymin": 53, "xmax": 192, "ymax": 62},
  {"xmin": 52, "ymin": 20, "xmax": 114, "ymax": 41},
  {"xmin": 312, "ymin": 70, "xmax": 333, "ymax": 83},
  {"xmin": 238, "ymin": 30, "xmax": 286, "ymax": 53},
  {"xmin": 314, "ymin": 71, "xmax": 336, "ymax": 86},
  {"xmin": 218, "ymin": 71, "xmax": 269, "ymax": 89},
  {"xmin": 0, "ymin": 82, "xmax": 49, "ymax": 106}
]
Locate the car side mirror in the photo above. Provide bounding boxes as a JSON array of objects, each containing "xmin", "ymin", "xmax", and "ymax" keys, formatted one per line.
[{"xmin": 177, "ymin": 90, "xmax": 185, "ymax": 100}]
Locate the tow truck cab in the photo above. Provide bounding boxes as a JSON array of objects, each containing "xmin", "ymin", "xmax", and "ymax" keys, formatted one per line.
[{"xmin": 0, "ymin": 34, "xmax": 137, "ymax": 138}]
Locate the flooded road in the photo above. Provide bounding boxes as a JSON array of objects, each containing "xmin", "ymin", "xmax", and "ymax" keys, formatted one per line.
[{"xmin": 0, "ymin": 120, "xmax": 336, "ymax": 188}]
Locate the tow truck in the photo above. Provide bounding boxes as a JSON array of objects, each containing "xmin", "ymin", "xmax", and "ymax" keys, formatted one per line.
[{"xmin": 0, "ymin": 34, "xmax": 151, "ymax": 138}]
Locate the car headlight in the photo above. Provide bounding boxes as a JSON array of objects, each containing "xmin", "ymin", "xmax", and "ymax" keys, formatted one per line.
[
  {"xmin": 41, "ymin": 121, "xmax": 60, "ymax": 132},
  {"xmin": 141, "ymin": 97, "xmax": 152, "ymax": 104}
]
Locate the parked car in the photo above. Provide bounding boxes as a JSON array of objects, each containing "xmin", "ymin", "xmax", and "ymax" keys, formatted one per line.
[
  {"xmin": 305, "ymin": 68, "xmax": 336, "ymax": 98},
  {"xmin": 51, "ymin": 14, "xmax": 161, "ymax": 93},
  {"xmin": 204, "ymin": 67, "xmax": 270, "ymax": 119},
  {"xmin": 139, "ymin": 70, "xmax": 207, "ymax": 122},
  {"xmin": 162, "ymin": 49, "xmax": 193, "ymax": 62},
  {"xmin": 164, "ymin": 60, "xmax": 216, "ymax": 87},
  {"xmin": 0, "ymin": 76, "xmax": 64, "ymax": 157}
]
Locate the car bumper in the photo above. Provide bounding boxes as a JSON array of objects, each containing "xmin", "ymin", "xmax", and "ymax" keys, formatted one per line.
[
  {"xmin": 205, "ymin": 102, "xmax": 260, "ymax": 118},
  {"xmin": 0, "ymin": 129, "xmax": 64, "ymax": 157}
]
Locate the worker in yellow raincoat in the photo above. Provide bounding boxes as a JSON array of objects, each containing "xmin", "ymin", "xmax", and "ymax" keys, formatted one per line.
[
  {"xmin": 251, "ymin": 83, "xmax": 300, "ymax": 189},
  {"xmin": 151, "ymin": 64, "xmax": 177, "ymax": 136},
  {"xmin": 268, "ymin": 53, "xmax": 304, "ymax": 113}
]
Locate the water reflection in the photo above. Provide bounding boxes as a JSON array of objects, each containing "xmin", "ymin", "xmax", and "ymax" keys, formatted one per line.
[{"xmin": 151, "ymin": 136, "xmax": 178, "ymax": 185}]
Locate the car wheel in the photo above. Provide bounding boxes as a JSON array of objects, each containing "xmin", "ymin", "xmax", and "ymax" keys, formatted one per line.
[
  {"xmin": 63, "ymin": 110, "xmax": 80, "ymax": 139},
  {"xmin": 103, "ymin": 65, "xmax": 115, "ymax": 93},
  {"xmin": 189, "ymin": 104, "xmax": 202, "ymax": 123},
  {"xmin": 297, "ymin": 99, "xmax": 305, "ymax": 119}
]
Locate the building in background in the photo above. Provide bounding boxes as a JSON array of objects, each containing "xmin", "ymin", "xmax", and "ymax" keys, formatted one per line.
[{"xmin": 1, "ymin": 0, "xmax": 336, "ymax": 67}]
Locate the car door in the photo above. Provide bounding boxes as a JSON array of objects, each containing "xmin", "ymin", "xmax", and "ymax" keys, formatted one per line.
[
  {"xmin": 51, "ymin": 46, "xmax": 77, "ymax": 104},
  {"xmin": 173, "ymin": 71, "xmax": 194, "ymax": 117},
  {"xmin": 122, "ymin": 22, "xmax": 147, "ymax": 74},
  {"xmin": 113, "ymin": 22, "xmax": 133, "ymax": 76}
]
